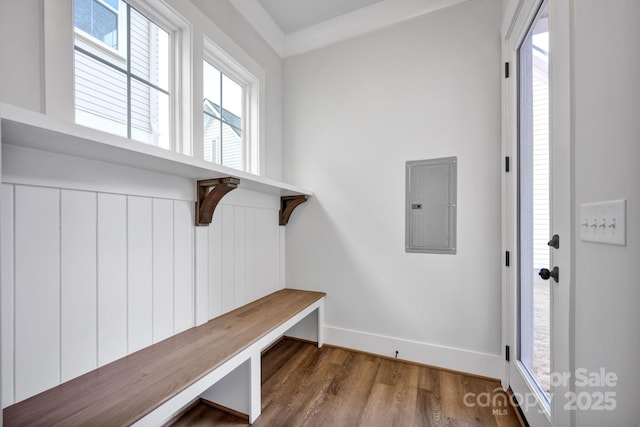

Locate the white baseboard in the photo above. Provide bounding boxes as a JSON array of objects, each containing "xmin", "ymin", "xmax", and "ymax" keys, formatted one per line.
[{"xmin": 324, "ymin": 325, "xmax": 502, "ymax": 380}]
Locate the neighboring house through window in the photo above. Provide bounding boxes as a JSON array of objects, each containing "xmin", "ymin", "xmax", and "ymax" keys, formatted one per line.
[
  {"xmin": 73, "ymin": 0, "xmax": 171, "ymax": 149},
  {"xmin": 203, "ymin": 60, "xmax": 244, "ymax": 170},
  {"xmin": 74, "ymin": 0, "xmax": 123, "ymax": 49},
  {"xmin": 532, "ymin": 32, "xmax": 549, "ymax": 272}
]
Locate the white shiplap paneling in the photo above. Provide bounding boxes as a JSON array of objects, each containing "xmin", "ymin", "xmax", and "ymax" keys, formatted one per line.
[
  {"xmin": 256, "ymin": 208, "xmax": 280, "ymax": 298},
  {"xmin": 233, "ymin": 206, "xmax": 247, "ymax": 307},
  {"xmin": 1, "ymin": 184, "xmax": 14, "ymax": 405},
  {"xmin": 208, "ymin": 206, "xmax": 224, "ymax": 319},
  {"xmin": 14, "ymin": 185, "xmax": 60, "ymax": 401},
  {"xmin": 244, "ymin": 208, "xmax": 257, "ymax": 302},
  {"xmin": 127, "ymin": 196, "xmax": 153, "ymax": 353},
  {"xmin": 1, "ymin": 183, "xmax": 283, "ymax": 407},
  {"xmin": 173, "ymin": 201, "xmax": 194, "ymax": 333},
  {"xmin": 97, "ymin": 193, "xmax": 128, "ymax": 366},
  {"xmin": 221, "ymin": 204, "xmax": 236, "ymax": 313},
  {"xmin": 198, "ymin": 196, "xmax": 282, "ymax": 320},
  {"xmin": 194, "ymin": 225, "xmax": 209, "ymax": 326},
  {"xmin": 60, "ymin": 190, "xmax": 97, "ymax": 381},
  {"xmin": 152, "ymin": 198, "xmax": 174, "ymax": 342}
]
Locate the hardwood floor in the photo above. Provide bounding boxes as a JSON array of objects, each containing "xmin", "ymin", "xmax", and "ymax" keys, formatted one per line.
[{"xmin": 171, "ymin": 339, "xmax": 524, "ymax": 427}]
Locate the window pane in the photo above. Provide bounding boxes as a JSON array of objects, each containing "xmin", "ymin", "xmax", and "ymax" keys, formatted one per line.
[
  {"xmin": 130, "ymin": 7, "xmax": 170, "ymax": 91},
  {"xmin": 131, "ymin": 79, "xmax": 170, "ymax": 149},
  {"xmin": 518, "ymin": 0, "xmax": 550, "ymax": 403},
  {"xmin": 203, "ymin": 60, "xmax": 246, "ymax": 171},
  {"xmin": 74, "ymin": 0, "xmax": 172, "ymax": 150},
  {"xmin": 74, "ymin": 0, "xmax": 118, "ymax": 48},
  {"xmin": 74, "ymin": 0, "xmax": 93, "ymax": 34},
  {"xmin": 104, "ymin": 0, "xmax": 118, "ymax": 10},
  {"xmin": 222, "ymin": 74, "xmax": 242, "ymax": 122},
  {"xmin": 92, "ymin": 0, "xmax": 117, "ymax": 47},
  {"xmin": 203, "ymin": 61, "xmax": 221, "ymax": 107},
  {"xmin": 75, "ymin": 49, "xmax": 127, "ymax": 137}
]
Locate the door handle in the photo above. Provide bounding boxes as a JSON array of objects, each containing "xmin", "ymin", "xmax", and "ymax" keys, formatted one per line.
[
  {"xmin": 539, "ymin": 266, "xmax": 559, "ymax": 283},
  {"xmin": 547, "ymin": 234, "xmax": 559, "ymax": 249}
]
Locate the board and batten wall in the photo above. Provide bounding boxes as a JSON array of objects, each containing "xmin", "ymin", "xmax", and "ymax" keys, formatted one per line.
[
  {"xmin": 283, "ymin": 0, "xmax": 503, "ymax": 378},
  {"xmin": 0, "ymin": 146, "xmax": 283, "ymax": 406}
]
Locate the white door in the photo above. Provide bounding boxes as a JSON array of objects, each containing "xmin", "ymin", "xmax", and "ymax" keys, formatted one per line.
[{"xmin": 502, "ymin": 0, "xmax": 571, "ymax": 425}]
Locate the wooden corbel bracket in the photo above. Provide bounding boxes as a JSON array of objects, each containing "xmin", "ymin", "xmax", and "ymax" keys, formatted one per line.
[
  {"xmin": 279, "ymin": 195, "xmax": 308, "ymax": 226},
  {"xmin": 195, "ymin": 177, "xmax": 240, "ymax": 226}
]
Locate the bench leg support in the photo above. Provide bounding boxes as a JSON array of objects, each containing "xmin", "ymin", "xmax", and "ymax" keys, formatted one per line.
[
  {"xmin": 282, "ymin": 304, "xmax": 325, "ymax": 348},
  {"xmin": 317, "ymin": 302, "xmax": 325, "ymax": 348},
  {"xmin": 197, "ymin": 351, "xmax": 262, "ymax": 424},
  {"xmin": 249, "ymin": 350, "xmax": 262, "ymax": 423}
]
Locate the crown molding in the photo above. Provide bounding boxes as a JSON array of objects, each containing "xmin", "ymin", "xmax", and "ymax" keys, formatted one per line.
[
  {"xmin": 283, "ymin": 0, "xmax": 470, "ymax": 57},
  {"xmin": 231, "ymin": 0, "xmax": 471, "ymax": 58},
  {"xmin": 229, "ymin": 0, "xmax": 285, "ymax": 57}
]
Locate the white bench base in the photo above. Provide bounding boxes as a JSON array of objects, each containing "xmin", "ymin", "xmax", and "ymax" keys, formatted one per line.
[{"xmin": 134, "ymin": 302, "xmax": 324, "ymax": 425}]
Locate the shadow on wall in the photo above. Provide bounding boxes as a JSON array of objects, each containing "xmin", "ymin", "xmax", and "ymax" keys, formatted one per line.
[{"xmin": 285, "ymin": 195, "xmax": 405, "ymax": 328}]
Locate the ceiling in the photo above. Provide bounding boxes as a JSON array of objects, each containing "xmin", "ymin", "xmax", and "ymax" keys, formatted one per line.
[
  {"xmin": 230, "ymin": 0, "xmax": 470, "ymax": 57},
  {"xmin": 256, "ymin": 0, "xmax": 384, "ymax": 33}
]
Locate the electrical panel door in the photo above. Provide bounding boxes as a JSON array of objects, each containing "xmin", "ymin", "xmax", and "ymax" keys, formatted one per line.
[{"xmin": 405, "ymin": 157, "xmax": 457, "ymax": 254}]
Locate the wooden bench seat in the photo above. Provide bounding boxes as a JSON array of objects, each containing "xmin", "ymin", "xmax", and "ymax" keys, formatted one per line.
[{"xmin": 3, "ymin": 289, "xmax": 326, "ymax": 427}]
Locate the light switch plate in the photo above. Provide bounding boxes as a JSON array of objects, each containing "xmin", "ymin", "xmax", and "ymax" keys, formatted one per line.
[{"xmin": 579, "ymin": 199, "xmax": 626, "ymax": 245}]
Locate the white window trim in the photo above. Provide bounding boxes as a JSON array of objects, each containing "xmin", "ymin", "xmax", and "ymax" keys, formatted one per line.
[
  {"xmin": 43, "ymin": 0, "xmax": 271, "ymax": 173},
  {"xmin": 203, "ymin": 37, "xmax": 259, "ymax": 174},
  {"xmin": 126, "ymin": 0, "xmax": 193, "ymax": 154},
  {"xmin": 62, "ymin": 0, "xmax": 192, "ymax": 155},
  {"xmin": 119, "ymin": 0, "xmax": 192, "ymax": 155}
]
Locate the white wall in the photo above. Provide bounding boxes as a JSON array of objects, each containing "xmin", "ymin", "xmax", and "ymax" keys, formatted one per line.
[
  {"xmin": 0, "ymin": 1, "xmax": 43, "ymax": 112},
  {"xmin": 283, "ymin": 0, "xmax": 504, "ymax": 377},
  {"xmin": 573, "ymin": 0, "xmax": 640, "ymax": 425}
]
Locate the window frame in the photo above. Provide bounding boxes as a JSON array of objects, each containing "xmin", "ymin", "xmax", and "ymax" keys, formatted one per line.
[
  {"xmin": 46, "ymin": 0, "xmax": 270, "ymax": 171},
  {"xmin": 72, "ymin": 0, "xmax": 192, "ymax": 154},
  {"xmin": 203, "ymin": 37, "xmax": 259, "ymax": 174},
  {"xmin": 202, "ymin": 59, "xmax": 245, "ymax": 169}
]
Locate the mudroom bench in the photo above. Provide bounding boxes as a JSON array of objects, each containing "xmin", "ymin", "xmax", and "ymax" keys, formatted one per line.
[{"xmin": 3, "ymin": 289, "xmax": 326, "ymax": 426}]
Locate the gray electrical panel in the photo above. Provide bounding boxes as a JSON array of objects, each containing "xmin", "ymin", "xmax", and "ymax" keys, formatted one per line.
[{"xmin": 405, "ymin": 157, "xmax": 457, "ymax": 254}]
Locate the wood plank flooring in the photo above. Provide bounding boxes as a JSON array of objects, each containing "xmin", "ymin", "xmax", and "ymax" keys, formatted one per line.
[{"xmin": 171, "ymin": 339, "xmax": 524, "ymax": 427}]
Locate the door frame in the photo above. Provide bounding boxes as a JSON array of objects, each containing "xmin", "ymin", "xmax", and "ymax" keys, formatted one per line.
[{"xmin": 501, "ymin": 0, "xmax": 573, "ymax": 426}]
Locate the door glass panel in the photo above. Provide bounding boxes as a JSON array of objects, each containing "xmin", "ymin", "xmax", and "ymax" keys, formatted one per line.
[{"xmin": 518, "ymin": 0, "xmax": 550, "ymax": 403}]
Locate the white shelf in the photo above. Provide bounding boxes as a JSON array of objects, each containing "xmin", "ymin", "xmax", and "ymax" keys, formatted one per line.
[{"xmin": 0, "ymin": 103, "xmax": 312, "ymax": 197}]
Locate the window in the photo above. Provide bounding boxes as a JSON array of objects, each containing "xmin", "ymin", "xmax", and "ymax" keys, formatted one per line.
[
  {"xmin": 73, "ymin": 0, "xmax": 171, "ymax": 149},
  {"xmin": 70, "ymin": 1, "xmax": 260, "ymax": 172},
  {"xmin": 517, "ymin": 0, "xmax": 551, "ymax": 404},
  {"xmin": 202, "ymin": 38, "xmax": 260, "ymax": 174},
  {"xmin": 203, "ymin": 61, "xmax": 244, "ymax": 170},
  {"xmin": 74, "ymin": 0, "xmax": 123, "ymax": 50}
]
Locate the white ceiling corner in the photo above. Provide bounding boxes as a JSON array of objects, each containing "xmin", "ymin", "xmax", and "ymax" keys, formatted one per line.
[
  {"xmin": 229, "ymin": 0, "xmax": 285, "ymax": 57},
  {"xmin": 257, "ymin": 0, "xmax": 385, "ymax": 33},
  {"xmin": 231, "ymin": 0, "xmax": 472, "ymax": 58}
]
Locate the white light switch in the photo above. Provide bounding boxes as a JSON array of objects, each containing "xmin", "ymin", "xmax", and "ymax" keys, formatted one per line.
[{"xmin": 580, "ymin": 199, "xmax": 626, "ymax": 246}]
